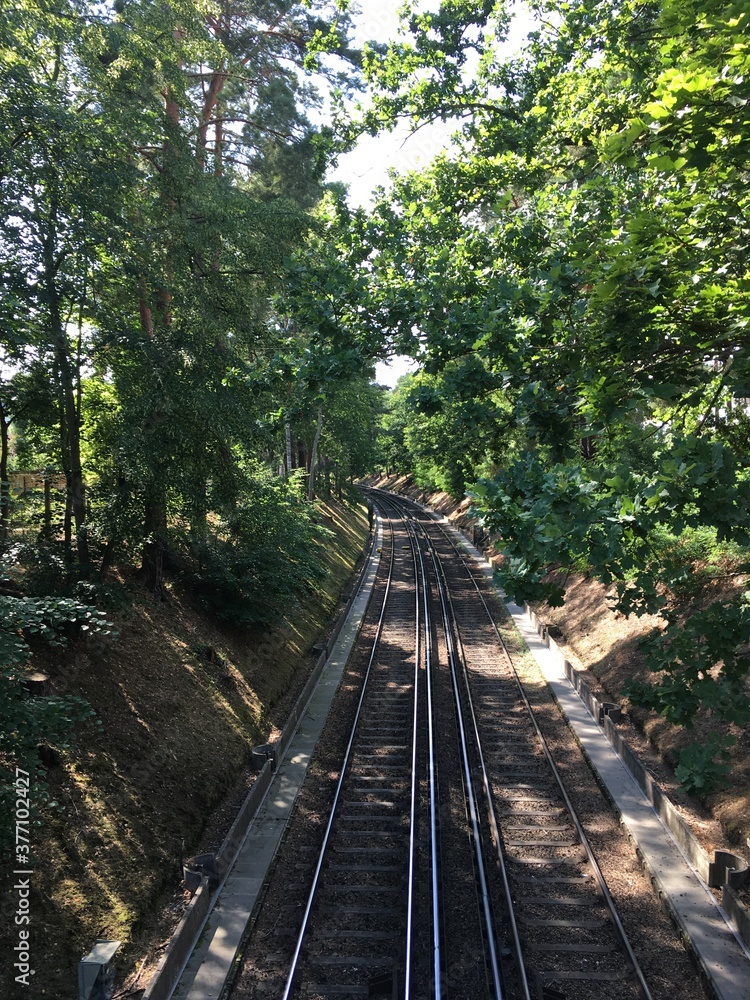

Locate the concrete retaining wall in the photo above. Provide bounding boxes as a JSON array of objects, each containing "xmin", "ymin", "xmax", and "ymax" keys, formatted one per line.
[
  {"xmin": 601, "ymin": 715, "xmax": 712, "ymax": 881},
  {"xmin": 276, "ymin": 511, "xmax": 375, "ymax": 763},
  {"xmin": 725, "ymin": 885, "xmax": 750, "ymax": 947},
  {"xmin": 216, "ymin": 762, "xmax": 275, "ymax": 877},
  {"xmin": 140, "ymin": 755, "xmax": 276, "ymax": 1000},
  {"xmin": 143, "ymin": 879, "xmax": 212, "ymax": 1000}
]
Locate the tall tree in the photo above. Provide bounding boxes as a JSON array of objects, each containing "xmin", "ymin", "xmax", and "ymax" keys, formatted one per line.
[
  {"xmin": 0, "ymin": 0, "xmax": 142, "ymax": 570},
  {"xmin": 80, "ymin": 0, "xmax": 359, "ymax": 592}
]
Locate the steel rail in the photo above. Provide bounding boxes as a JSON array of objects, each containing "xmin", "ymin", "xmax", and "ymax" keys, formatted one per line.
[
  {"xmin": 280, "ymin": 506, "xmax": 406, "ymax": 1000},
  {"xmin": 405, "ymin": 514, "xmax": 421, "ymax": 1000},
  {"xmin": 378, "ymin": 488, "xmax": 508, "ymax": 999},
  {"xmin": 442, "ymin": 566, "xmax": 533, "ymax": 1000},
  {"xmin": 421, "ymin": 519, "xmax": 507, "ymax": 1000},
  {"xmin": 367, "ymin": 489, "xmax": 530, "ymax": 999},
  {"xmin": 405, "ymin": 492, "xmax": 655, "ymax": 1000},
  {"xmin": 396, "ymin": 499, "xmax": 533, "ymax": 1000},
  {"xmin": 375, "ymin": 494, "xmax": 423, "ymax": 1000},
  {"xmin": 378, "ymin": 495, "xmax": 443, "ymax": 999},
  {"xmin": 413, "ymin": 512, "xmax": 443, "ymax": 999}
]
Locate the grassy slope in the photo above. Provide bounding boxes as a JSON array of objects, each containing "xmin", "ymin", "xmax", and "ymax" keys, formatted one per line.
[
  {"xmin": 536, "ymin": 570, "xmax": 750, "ymax": 851},
  {"xmin": 0, "ymin": 498, "xmax": 369, "ymax": 1000}
]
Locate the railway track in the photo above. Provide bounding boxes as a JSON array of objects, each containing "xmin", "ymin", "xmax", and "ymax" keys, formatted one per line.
[
  {"xmin": 411, "ymin": 493, "xmax": 651, "ymax": 1000},
  {"xmin": 279, "ymin": 501, "xmax": 421, "ymax": 999},
  {"xmin": 230, "ymin": 490, "xmax": 666, "ymax": 1000}
]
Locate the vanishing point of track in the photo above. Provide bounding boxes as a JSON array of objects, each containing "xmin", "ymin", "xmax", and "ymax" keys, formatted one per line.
[{"xmin": 231, "ymin": 489, "xmax": 657, "ymax": 1000}]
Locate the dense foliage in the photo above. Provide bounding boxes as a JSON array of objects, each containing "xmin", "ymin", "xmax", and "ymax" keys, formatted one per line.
[
  {"xmin": 0, "ymin": 0, "xmax": 376, "ymax": 590},
  {"xmin": 342, "ymin": 0, "xmax": 750, "ymax": 791},
  {"xmin": 0, "ymin": 587, "xmax": 113, "ymax": 852},
  {"xmin": 0, "ymin": 0, "xmax": 383, "ymax": 848}
]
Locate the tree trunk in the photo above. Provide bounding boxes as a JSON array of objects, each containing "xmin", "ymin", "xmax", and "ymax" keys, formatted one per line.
[
  {"xmin": 141, "ymin": 488, "xmax": 168, "ymax": 598},
  {"xmin": 42, "ymin": 472, "xmax": 52, "ymax": 540},
  {"xmin": 98, "ymin": 537, "xmax": 116, "ymax": 583},
  {"xmin": 54, "ymin": 324, "xmax": 88, "ymax": 569},
  {"xmin": 571, "ymin": 414, "xmax": 596, "ymax": 461},
  {"xmin": 137, "ymin": 294, "xmax": 169, "ymax": 597},
  {"xmin": 63, "ymin": 477, "xmax": 73, "ymax": 552},
  {"xmin": 135, "ymin": 44, "xmax": 186, "ymax": 596},
  {"xmin": 44, "ymin": 196, "xmax": 89, "ymax": 572},
  {"xmin": 0, "ymin": 397, "xmax": 10, "ymax": 540},
  {"xmin": 307, "ymin": 402, "xmax": 323, "ymax": 503},
  {"xmin": 285, "ymin": 419, "xmax": 293, "ymax": 477},
  {"xmin": 214, "ymin": 105, "xmax": 223, "ymax": 177},
  {"xmin": 190, "ymin": 478, "xmax": 208, "ymax": 566},
  {"xmin": 580, "ymin": 435, "xmax": 596, "ymax": 460},
  {"xmin": 197, "ymin": 66, "xmax": 227, "ymax": 169}
]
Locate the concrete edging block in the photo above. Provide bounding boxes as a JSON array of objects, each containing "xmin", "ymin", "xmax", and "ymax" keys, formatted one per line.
[
  {"xmin": 142, "ymin": 878, "xmax": 212, "ymax": 1000},
  {"xmin": 601, "ymin": 715, "xmax": 713, "ymax": 882},
  {"xmin": 724, "ymin": 886, "xmax": 750, "ymax": 947},
  {"xmin": 216, "ymin": 761, "xmax": 274, "ymax": 876},
  {"xmin": 276, "ymin": 511, "xmax": 376, "ymax": 763},
  {"xmin": 523, "ymin": 602, "xmax": 750, "ymax": 947}
]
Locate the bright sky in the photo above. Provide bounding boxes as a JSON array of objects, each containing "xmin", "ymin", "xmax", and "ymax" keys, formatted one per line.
[
  {"xmin": 325, "ymin": 1, "xmax": 533, "ymax": 386},
  {"xmin": 328, "ymin": 1, "xmax": 532, "ymax": 211},
  {"xmin": 328, "ymin": 1, "xmax": 457, "ymax": 210},
  {"xmin": 373, "ymin": 354, "xmax": 417, "ymax": 387},
  {"xmin": 330, "ymin": 4, "xmax": 452, "ymax": 386}
]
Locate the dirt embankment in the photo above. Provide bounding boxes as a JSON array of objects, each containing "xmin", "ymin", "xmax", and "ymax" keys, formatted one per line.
[
  {"xmin": 368, "ymin": 474, "xmax": 750, "ymax": 862},
  {"xmin": 0, "ymin": 499, "xmax": 370, "ymax": 1000}
]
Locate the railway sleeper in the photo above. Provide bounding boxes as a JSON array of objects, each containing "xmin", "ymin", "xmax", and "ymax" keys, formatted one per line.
[
  {"xmin": 325, "ymin": 863, "xmax": 404, "ymax": 873},
  {"xmin": 322, "ymin": 886, "xmax": 404, "ymax": 895},
  {"xmin": 316, "ymin": 930, "xmax": 400, "ymax": 940},
  {"xmin": 319, "ymin": 905, "xmax": 402, "ymax": 914},
  {"xmin": 524, "ymin": 918, "xmax": 606, "ymax": 929},
  {"xmin": 338, "ymin": 814, "xmax": 405, "ymax": 823},
  {"xmin": 306, "ymin": 956, "xmax": 396, "ymax": 967},
  {"xmin": 539, "ymin": 967, "xmax": 633, "ymax": 980}
]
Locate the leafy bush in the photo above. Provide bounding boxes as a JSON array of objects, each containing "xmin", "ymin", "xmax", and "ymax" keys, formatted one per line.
[
  {"xmin": 472, "ymin": 441, "xmax": 750, "ymax": 793},
  {"xmin": 1, "ymin": 541, "xmax": 72, "ymax": 596},
  {"xmin": 645, "ymin": 526, "xmax": 746, "ymax": 598},
  {"xmin": 674, "ymin": 735, "xmax": 735, "ymax": 796},
  {"xmin": 180, "ymin": 470, "xmax": 328, "ymax": 626},
  {"xmin": 627, "ymin": 596, "xmax": 750, "ymax": 727},
  {"xmin": 623, "ymin": 595, "xmax": 750, "ymax": 796},
  {"xmin": 470, "ymin": 453, "xmax": 638, "ymax": 607}
]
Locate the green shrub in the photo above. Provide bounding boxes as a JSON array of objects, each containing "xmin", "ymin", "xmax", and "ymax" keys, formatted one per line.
[
  {"xmin": 674, "ymin": 735, "xmax": 735, "ymax": 796},
  {"xmin": 180, "ymin": 470, "xmax": 328, "ymax": 626},
  {"xmin": 646, "ymin": 526, "xmax": 747, "ymax": 597},
  {"xmin": 626, "ymin": 594, "xmax": 750, "ymax": 794}
]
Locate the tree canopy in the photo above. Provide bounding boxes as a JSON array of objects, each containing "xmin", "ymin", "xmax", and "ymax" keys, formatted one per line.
[
  {"xmin": 0, "ymin": 0, "xmax": 382, "ymax": 847},
  {"xmin": 343, "ymin": 0, "xmax": 750, "ymax": 791},
  {"xmin": 1, "ymin": 0, "xmax": 374, "ymax": 586}
]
